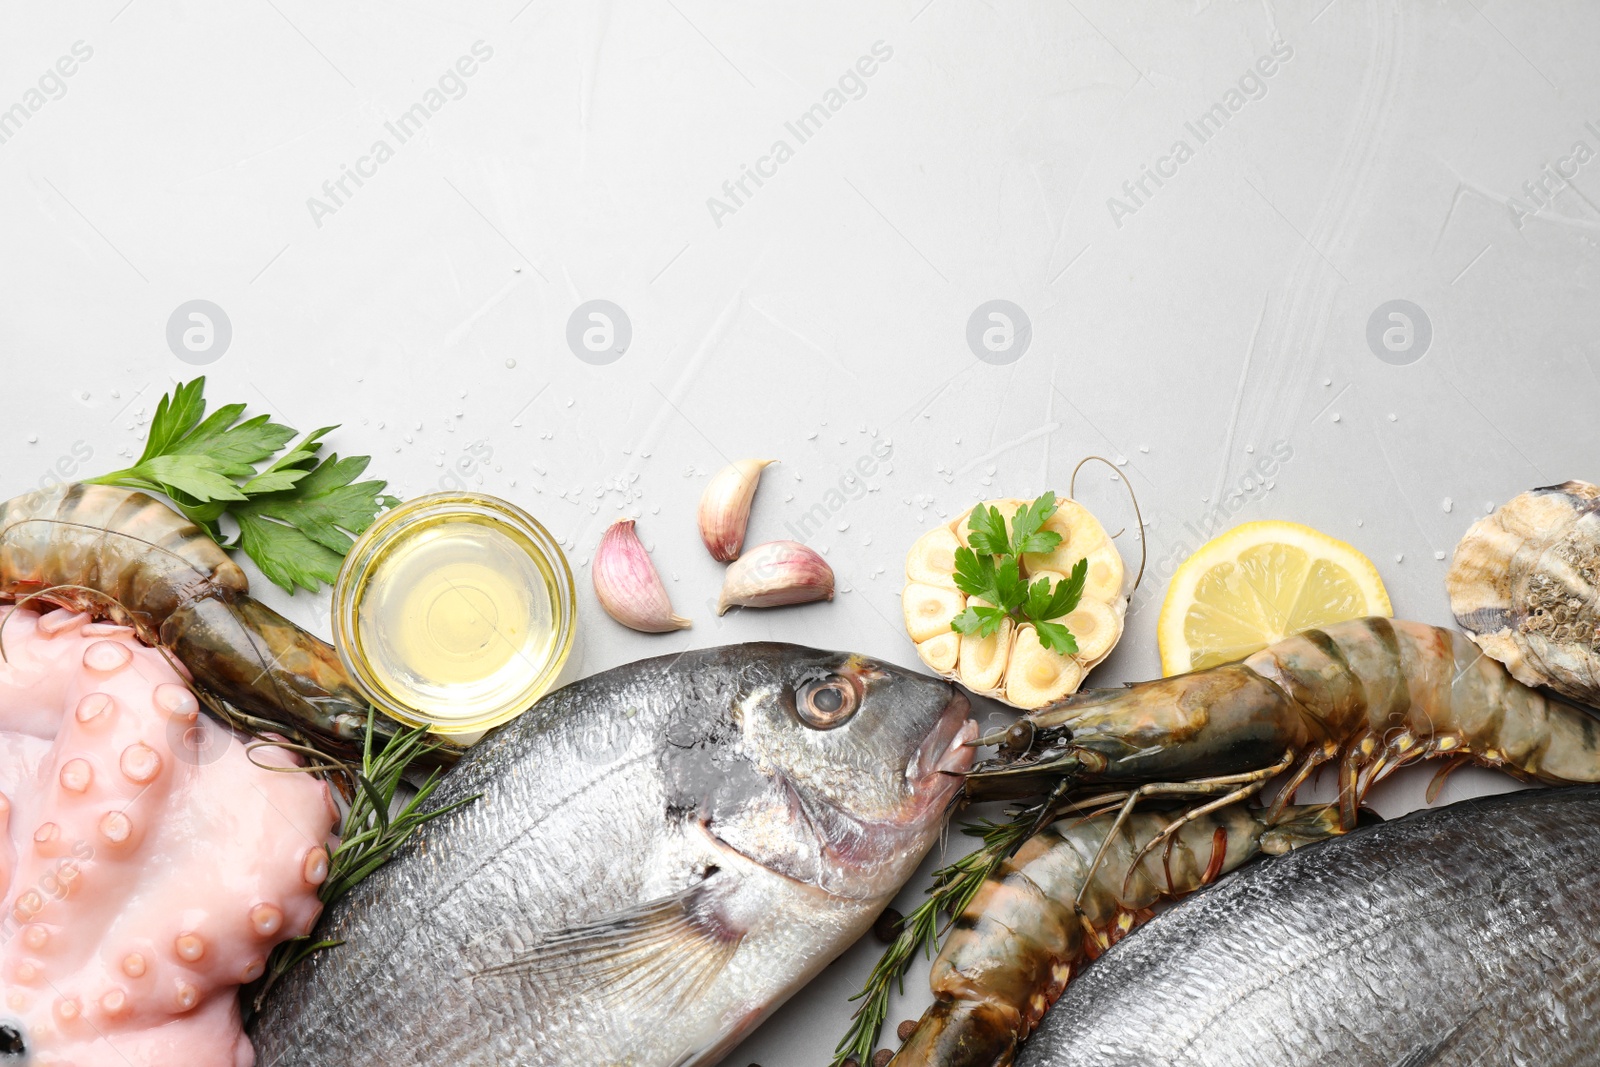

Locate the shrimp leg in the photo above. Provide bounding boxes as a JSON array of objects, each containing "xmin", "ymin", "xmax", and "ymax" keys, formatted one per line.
[{"xmin": 1068, "ymin": 751, "xmax": 1293, "ymax": 911}]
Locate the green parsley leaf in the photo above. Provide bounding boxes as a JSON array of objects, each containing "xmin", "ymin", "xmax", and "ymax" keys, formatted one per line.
[
  {"xmin": 1010, "ymin": 491, "xmax": 1063, "ymax": 556},
  {"xmin": 952, "ymin": 546, "xmax": 1003, "ymax": 603},
  {"xmin": 1022, "ymin": 558, "xmax": 1087, "ymax": 653},
  {"xmin": 96, "ymin": 379, "xmax": 296, "ymax": 499},
  {"xmin": 1043, "ymin": 557, "xmax": 1089, "ymax": 620},
  {"xmin": 965, "ymin": 503, "xmax": 1012, "ymax": 557},
  {"xmin": 1032, "ymin": 619, "xmax": 1079, "ymax": 655},
  {"xmin": 233, "ymin": 454, "xmax": 398, "ymax": 594},
  {"xmin": 992, "ymin": 556, "xmax": 1026, "ymax": 613},
  {"xmin": 88, "ymin": 378, "xmax": 394, "ymax": 595},
  {"xmin": 950, "ymin": 604, "xmax": 1008, "ymax": 638},
  {"xmin": 953, "ymin": 548, "xmax": 1028, "ymax": 613},
  {"xmin": 1024, "ymin": 576, "xmax": 1056, "ymax": 620},
  {"xmin": 241, "ymin": 426, "xmax": 336, "ymax": 495}
]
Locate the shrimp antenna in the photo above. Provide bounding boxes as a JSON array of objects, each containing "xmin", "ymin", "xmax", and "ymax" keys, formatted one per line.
[{"xmin": 1070, "ymin": 456, "xmax": 1146, "ymax": 596}]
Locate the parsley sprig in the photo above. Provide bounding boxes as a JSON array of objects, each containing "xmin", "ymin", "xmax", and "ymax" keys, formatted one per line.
[
  {"xmin": 950, "ymin": 492, "xmax": 1088, "ymax": 654},
  {"xmin": 87, "ymin": 378, "xmax": 397, "ymax": 594}
]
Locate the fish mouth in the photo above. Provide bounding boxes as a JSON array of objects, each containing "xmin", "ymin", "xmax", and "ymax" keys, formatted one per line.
[{"xmin": 910, "ymin": 689, "xmax": 976, "ymax": 792}]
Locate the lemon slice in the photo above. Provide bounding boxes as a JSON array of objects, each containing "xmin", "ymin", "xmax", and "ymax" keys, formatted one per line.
[{"xmin": 1157, "ymin": 521, "xmax": 1391, "ymax": 675}]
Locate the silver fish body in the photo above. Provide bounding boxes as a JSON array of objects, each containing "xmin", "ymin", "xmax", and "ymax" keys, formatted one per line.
[
  {"xmin": 1017, "ymin": 786, "xmax": 1600, "ymax": 1067},
  {"xmin": 251, "ymin": 643, "xmax": 973, "ymax": 1067}
]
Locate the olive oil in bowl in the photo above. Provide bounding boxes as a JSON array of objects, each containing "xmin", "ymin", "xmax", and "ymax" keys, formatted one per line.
[{"xmin": 333, "ymin": 493, "xmax": 575, "ymax": 735}]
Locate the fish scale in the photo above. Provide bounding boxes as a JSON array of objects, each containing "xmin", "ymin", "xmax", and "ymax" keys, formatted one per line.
[
  {"xmin": 1017, "ymin": 786, "xmax": 1600, "ymax": 1067},
  {"xmin": 251, "ymin": 643, "xmax": 972, "ymax": 1066}
]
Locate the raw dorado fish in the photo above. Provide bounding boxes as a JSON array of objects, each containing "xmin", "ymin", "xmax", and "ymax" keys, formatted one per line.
[
  {"xmin": 1018, "ymin": 786, "xmax": 1600, "ymax": 1067},
  {"xmin": 252, "ymin": 644, "xmax": 974, "ymax": 1067}
]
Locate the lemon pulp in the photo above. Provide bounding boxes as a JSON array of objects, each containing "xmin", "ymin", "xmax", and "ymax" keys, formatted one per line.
[{"xmin": 1158, "ymin": 521, "xmax": 1391, "ymax": 675}]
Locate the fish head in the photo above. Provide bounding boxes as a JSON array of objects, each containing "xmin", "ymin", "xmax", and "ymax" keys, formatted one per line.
[{"xmin": 670, "ymin": 644, "xmax": 973, "ymax": 900}]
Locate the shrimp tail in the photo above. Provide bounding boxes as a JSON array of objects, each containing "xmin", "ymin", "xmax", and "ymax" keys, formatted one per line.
[
  {"xmin": 890, "ymin": 999, "xmax": 1018, "ymax": 1067},
  {"xmin": 161, "ymin": 595, "xmax": 398, "ymax": 759}
]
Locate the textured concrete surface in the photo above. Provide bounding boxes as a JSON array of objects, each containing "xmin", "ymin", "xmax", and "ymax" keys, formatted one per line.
[{"xmin": 0, "ymin": 1, "xmax": 1593, "ymax": 1063}]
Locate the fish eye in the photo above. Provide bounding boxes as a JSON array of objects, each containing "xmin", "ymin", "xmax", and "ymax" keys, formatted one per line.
[
  {"xmin": 796, "ymin": 675, "xmax": 858, "ymax": 729},
  {"xmin": 1000, "ymin": 720, "xmax": 1036, "ymax": 757}
]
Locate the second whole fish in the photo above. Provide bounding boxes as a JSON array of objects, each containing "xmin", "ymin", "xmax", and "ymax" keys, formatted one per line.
[
  {"xmin": 1017, "ymin": 785, "xmax": 1600, "ymax": 1067},
  {"xmin": 251, "ymin": 643, "xmax": 974, "ymax": 1066}
]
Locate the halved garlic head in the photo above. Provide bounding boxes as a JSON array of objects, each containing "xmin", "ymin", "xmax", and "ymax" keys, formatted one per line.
[{"xmin": 902, "ymin": 494, "xmax": 1128, "ymax": 709}]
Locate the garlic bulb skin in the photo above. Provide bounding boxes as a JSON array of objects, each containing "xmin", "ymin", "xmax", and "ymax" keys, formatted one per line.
[
  {"xmin": 717, "ymin": 541, "xmax": 834, "ymax": 615},
  {"xmin": 698, "ymin": 459, "xmax": 775, "ymax": 562},
  {"xmin": 593, "ymin": 520, "xmax": 691, "ymax": 632}
]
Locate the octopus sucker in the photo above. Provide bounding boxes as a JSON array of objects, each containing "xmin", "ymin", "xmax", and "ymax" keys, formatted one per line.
[
  {"xmin": 0, "ymin": 606, "xmax": 337, "ymax": 1066},
  {"xmin": 1448, "ymin": 480, "xmax": 1600, "ymax": 705}
]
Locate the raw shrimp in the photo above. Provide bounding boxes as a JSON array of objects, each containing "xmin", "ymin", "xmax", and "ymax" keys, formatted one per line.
[
  {"xmin": 967, "ymin": 617, "xmax": 1600, "ymax": 828},
  {"xmin": 0, "ymin": 483, "xmax": 404, "ymax": 758},
  {"xmin": 891, "ymin": 803, "xmax": 1345, "ymax": 1067}
]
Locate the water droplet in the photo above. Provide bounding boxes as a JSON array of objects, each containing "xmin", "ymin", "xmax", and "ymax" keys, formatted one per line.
[
  {"xmin": 505, "ymin": 358, "xmax": 516, "ymax": 369},
  {"xmin": 1331, "ymin": 413, "xmax": 1341, "ymax": 423}
]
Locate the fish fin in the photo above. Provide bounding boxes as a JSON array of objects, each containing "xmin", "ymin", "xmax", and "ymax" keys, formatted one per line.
[{"xmin": 470, "ymin": 875, "xmax": 743, "ymax": 1014}]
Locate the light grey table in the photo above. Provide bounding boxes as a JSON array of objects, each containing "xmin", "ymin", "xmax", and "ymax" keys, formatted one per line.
[{"xmin": 1, "ymin": 2, "xmax": 1593, "ymax": 1063}]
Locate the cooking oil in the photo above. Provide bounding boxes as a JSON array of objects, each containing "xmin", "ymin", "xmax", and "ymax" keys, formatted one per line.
[{"xmin": 333, "ymin": 494, "xmax": 576, "ymax": 735}]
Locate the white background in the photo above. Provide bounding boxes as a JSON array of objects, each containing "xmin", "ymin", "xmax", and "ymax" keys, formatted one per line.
[{"xmin": 2, "ymin": 1, "xmax": 1595, "ymax": 1063}]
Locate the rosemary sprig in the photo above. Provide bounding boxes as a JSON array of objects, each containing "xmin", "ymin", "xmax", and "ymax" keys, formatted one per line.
[
  {"xmin": 831, "ymin": 810, "xmax": 1038, "ymax": 1066},
  {"xmin": 248, "ymin": 712, "xmax": 480, "ymax": 1014}
]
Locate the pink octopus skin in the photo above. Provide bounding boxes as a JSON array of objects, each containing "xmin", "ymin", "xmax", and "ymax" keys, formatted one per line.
[{"xmin": 0, "ymin": 607, "xmax": 338, "ymax": 1067}]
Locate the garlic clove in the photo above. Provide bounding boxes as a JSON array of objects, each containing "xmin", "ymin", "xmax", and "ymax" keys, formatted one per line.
[
  {"xmin": 717, "ymin": 540, "xmax": 834, "ymax": 615},
  {"xmin": 593, "ymin": 520, "xmax": 691, "ymax": 633},
  {"xmin": 698, "ymin": 459, "xmax": 776, "ymax": 562}
]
